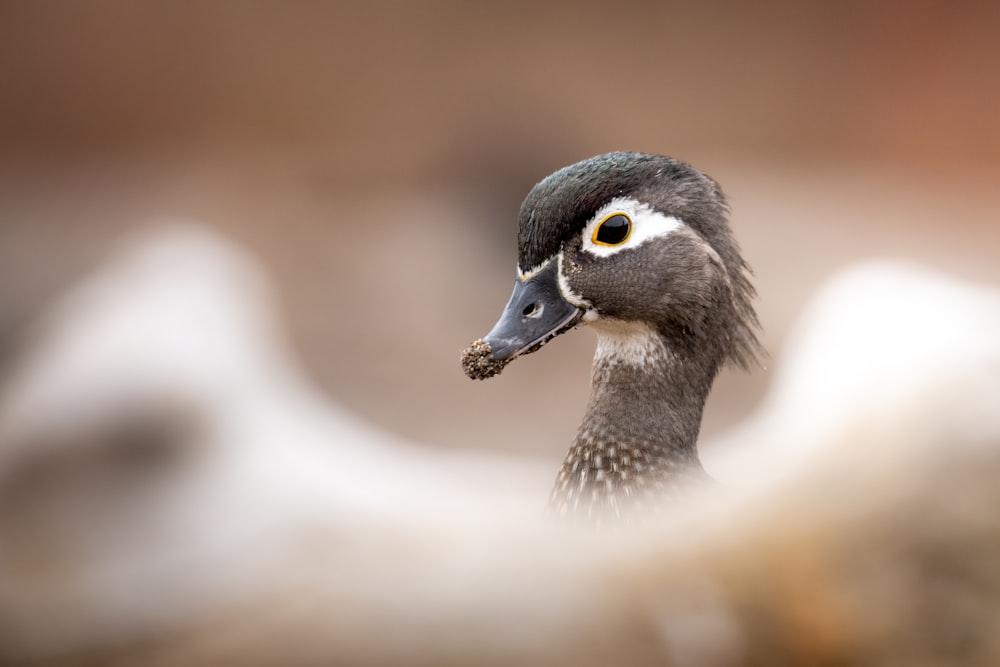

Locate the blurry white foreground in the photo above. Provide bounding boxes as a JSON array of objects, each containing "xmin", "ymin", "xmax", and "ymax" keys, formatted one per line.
[{"xmin": 1, "ymin": 224, "xmax": 999, "ymax": 666}]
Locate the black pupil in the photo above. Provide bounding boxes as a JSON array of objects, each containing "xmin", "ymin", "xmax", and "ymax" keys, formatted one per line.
[{"xmin": 596, "ymin": 214, "xmax": 630, "ymax": 245}]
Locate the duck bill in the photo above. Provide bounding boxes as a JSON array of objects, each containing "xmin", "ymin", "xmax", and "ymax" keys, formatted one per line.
[{"xmin": 483, "ymin": 262, "xmax": 583, "ymax": 362}]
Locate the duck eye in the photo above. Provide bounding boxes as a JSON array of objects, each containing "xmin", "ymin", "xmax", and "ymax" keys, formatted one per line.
[{"xmin": 593, "ymin": 213, "xmax": 632, "ymax": 246}]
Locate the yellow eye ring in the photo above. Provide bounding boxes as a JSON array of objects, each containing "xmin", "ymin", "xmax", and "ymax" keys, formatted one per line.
[{"xmin": 592, "ymin": 212, "xmax": 632, "ymax": 246}]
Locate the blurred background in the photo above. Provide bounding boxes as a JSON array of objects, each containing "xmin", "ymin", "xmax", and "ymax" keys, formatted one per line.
[{"xmin": 1, "ymin": 0, "xmax": 999, "ymax": 462}]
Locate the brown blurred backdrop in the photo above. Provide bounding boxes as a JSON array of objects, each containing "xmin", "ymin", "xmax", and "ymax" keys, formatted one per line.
[{"xmin": 1, "ymin": 0, "xmax": 999, "ymax": 461}]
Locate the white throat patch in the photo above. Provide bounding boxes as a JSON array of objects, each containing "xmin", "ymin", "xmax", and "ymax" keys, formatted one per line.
[
  {"xmin": 592, "ymin": 320, "xmax": 667, "ymax": 368},
  {"xmin": 581, "ymin": 197, "xmax": 684, "ymax": 258}
]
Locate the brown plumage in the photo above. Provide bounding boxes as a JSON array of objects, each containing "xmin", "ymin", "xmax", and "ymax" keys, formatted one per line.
[{"xmin": 467, "ymin": 152, "xmax": 761, "ymax": 520}]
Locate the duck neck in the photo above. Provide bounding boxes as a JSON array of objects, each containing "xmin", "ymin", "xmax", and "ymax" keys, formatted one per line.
[{"xmin": 549, "ymin": 321, "xmax": 718, "ymax": 519}]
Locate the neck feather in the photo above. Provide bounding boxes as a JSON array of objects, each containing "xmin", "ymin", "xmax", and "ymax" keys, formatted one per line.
[{"xmin": 549, "ymin": 321, "xmax": 718, "ymax": 521}]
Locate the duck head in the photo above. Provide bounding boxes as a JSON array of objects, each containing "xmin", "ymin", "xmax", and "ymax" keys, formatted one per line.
[{"xmin": 463, "ymin": 151, "xmax": 760, "ymax": 379}]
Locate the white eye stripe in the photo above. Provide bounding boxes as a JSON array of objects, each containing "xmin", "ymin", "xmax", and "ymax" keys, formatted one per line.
[{"xmin": 581, "ymin": 197, "xmax": 683, "ymax": 258}]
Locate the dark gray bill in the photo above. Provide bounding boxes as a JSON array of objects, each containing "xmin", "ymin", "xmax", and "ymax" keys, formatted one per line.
[{"xmin": 482, "ymin": 261, "xmax": 583, "ymax": 361}]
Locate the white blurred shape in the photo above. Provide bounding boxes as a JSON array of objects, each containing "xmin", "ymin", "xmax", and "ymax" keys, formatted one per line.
[
  {"xmin": 0, "ymin": 223, "xmax": 550, "ymax": 659},
  {"xmin": 706, "ymin": 260, "xmax": 1000, "ymax": 484},
  {"xmin": 2, "ymin": 225, "xmax": 1000, "ymax": 665}
]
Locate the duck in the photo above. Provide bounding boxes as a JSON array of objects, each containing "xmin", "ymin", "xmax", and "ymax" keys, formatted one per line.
[{"xmin": 462, "ymin": 151, "xmax": 761, "ymax": 520}]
